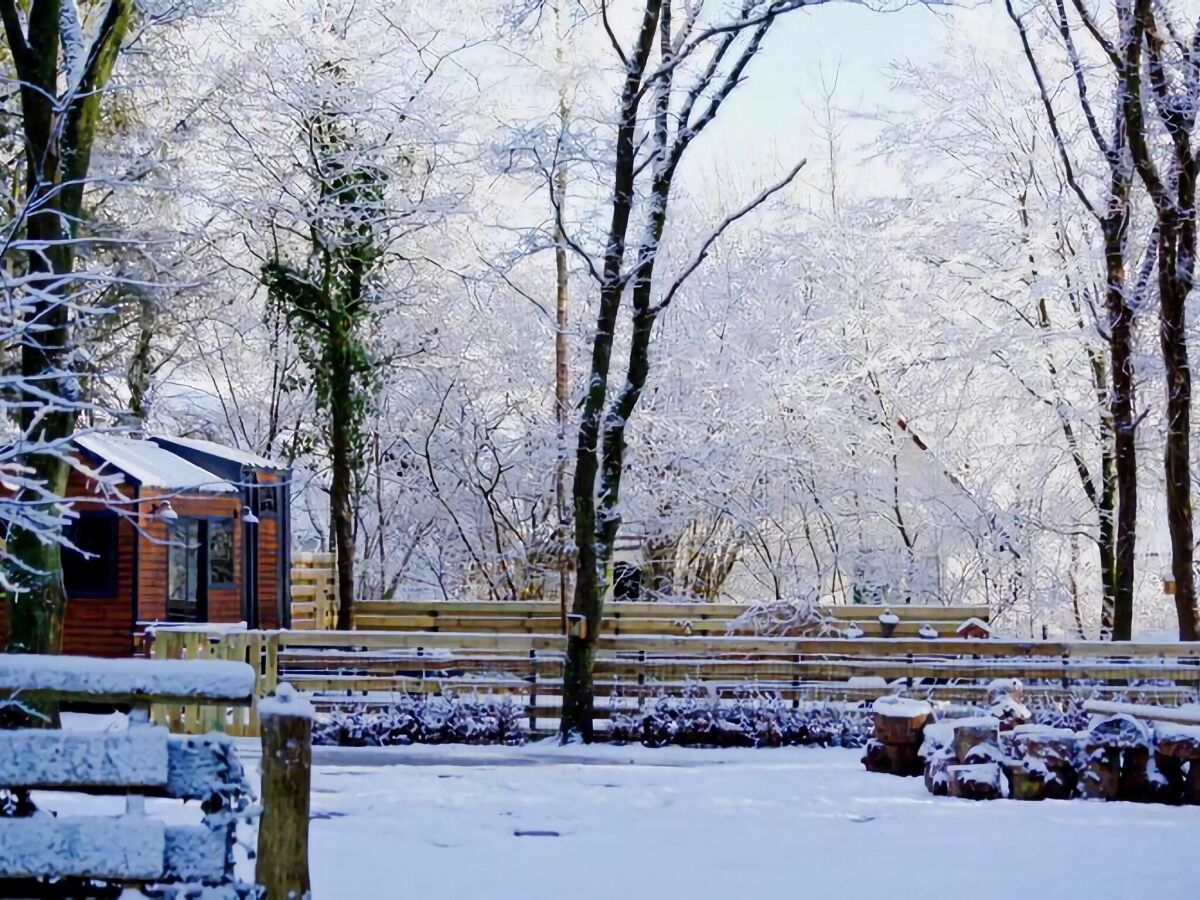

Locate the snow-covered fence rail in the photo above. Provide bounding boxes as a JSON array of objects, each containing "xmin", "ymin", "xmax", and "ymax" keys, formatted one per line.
[
  {"xmin": 0, "ymin": 654, "xmax": 257, "ymax": 894},
  {"xmin": 145, "ymin": 627, "xmax": 1200, "ymax": 738},
  {"xmin": 347, "ymin": 599, "xmax": 990, "ymax": 638}
]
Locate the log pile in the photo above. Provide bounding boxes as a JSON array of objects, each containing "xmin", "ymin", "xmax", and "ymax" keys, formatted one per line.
[{"xmin": 867, "ymin": 692, "xmax": 1200, "ymax": 806}]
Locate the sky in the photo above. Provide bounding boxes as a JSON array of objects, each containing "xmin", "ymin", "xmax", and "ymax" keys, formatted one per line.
[{"xmin": 687, "ymin": 2, "xmax": 1002, "ymax": 203}]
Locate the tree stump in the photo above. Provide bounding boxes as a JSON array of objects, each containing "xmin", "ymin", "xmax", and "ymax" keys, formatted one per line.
[
  {"xmin": 865, "ymin": 697, "xmax": 933, "ymax": 777},
  {"xmin": 257, "ymin": 684, "xmax": 313, "ymax": 899},
  {"xmin": 947, "ymin": 763, "xmax": 1002, "ymax": 801},
  {"xmin": 862, "ymin": 739, "xmax": 892, "ymax": 774},
  {"xmin": 1003, "ymin": 726, "xmax": 1076, "ymax": 801},
  {"xmin": 1154, "ymin": 722, "xmax": 1200, "ymax": 805},
  {"xmin": 1078, "ymin": 743, "xmax": 1120, "ymax": 800}
]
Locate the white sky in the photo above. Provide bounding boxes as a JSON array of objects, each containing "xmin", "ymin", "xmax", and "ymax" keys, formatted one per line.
[{"xmin": 687, "ymin": 3, "xmax": 1001, "ymax": 202}]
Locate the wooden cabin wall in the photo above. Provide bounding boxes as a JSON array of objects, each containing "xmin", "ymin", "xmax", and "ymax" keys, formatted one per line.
[
  {"xmin": 0, "ymin": 469, "xmax": 136, "ymax": 657},
  {"xmin": 256, "ymin": 471, "xmax": 283, "ymax": 629},
  {"xmin": 137, "ymin": 489, "xmax": 242, "ymax": 624}
]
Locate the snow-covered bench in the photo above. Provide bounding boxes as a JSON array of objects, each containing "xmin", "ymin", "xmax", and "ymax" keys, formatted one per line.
[{"xmin": 0, "ymin": 654, "xmax": 257, "ymax": 895}]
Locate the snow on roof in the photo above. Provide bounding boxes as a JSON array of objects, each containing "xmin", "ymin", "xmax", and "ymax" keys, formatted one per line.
[
  {"xmin": 151, "ymin": 435, "xmax": 287, "ymax": 471},
  {"xmin": 74, "ymin": 434, "xmax": 237, "ymax": 492}
]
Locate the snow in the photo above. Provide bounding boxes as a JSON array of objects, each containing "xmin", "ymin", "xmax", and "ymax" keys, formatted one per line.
[
  {"xmin": 0, "ymin": 727, "xmax": 168, "ymax": 787},
  {"xmin": 871, "ymin": 696, "xmax": 932, "ymax": 717},
  {"xmin": 32, "ymin": 743, "xmax": 1200, "ymax": 898},
  {"xmin": 956, "ymin": 617, "xmax": 992, "ymax": 635},
  {"xmin": 151, "ymin": 434, "xmax": 288, "ymax": 471},
  {"xmin": 258, "ymin": 682, "xmax": 314, "ymax": 720},
  {"xmin": 74, "ymin": 433, "xmax": 238, "ymax": 492},
  {"xmin": 0, "ymin": 814, "xmax": 165, "ymax": 879},
  {"xmin": 877, "ymin": 609, "xmax": 900, "ymax": 624},
  {"xmin": 0, "ymin": 653, "xmax": 255, "ymax": 701}
]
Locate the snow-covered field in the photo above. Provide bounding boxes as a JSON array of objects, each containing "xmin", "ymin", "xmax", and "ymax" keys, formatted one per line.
[
  {"xmin": 35, "ymin": 738, "xmax": 1199, "ymax": 898},
  {"xmin": 300, "ymin": 743, "xmax": 1195, "ymax": 899}
]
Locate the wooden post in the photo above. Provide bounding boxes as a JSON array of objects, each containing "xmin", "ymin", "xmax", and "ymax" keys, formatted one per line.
[{"xmin": 257, "ymin": 683, "xmax": 313, "ymax": 899}]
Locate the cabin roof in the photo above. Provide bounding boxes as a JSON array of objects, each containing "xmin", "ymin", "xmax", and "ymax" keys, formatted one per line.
[
  {"xmin": 74, "ymin": 434, "xmax": 239, "ymax": 493},
  {"xmin": 149, "ymin": 435, "xmax": 288, "ymax": 472}
]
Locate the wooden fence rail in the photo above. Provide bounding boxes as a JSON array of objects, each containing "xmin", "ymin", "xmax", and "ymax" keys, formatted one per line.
[{"xmin": 145, "ymin": 624, "xmax": 1200, "ymax": 738}]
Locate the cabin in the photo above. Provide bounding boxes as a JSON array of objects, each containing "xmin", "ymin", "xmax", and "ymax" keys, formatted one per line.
[{"xmin": 0, "ymin": 434, "xmax": 291, "ymax": 656}]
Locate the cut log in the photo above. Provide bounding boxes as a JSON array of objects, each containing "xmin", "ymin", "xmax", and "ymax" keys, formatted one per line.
[
  {"xmin": 884, "ymin": 742, "xmax": 924, "ymax": 777},
  {"xmin": 951, "ymin": 717, "xmax": 1000, "ymax": 763},
  {"xmin": 862, "ymin": 739, "xmax": 891, "ymax": 774},
  {"xmin": 947, "ymin": 763, "xmax": 1002, "ymax": 800},
  {"xmin": 1079, "ymin": 743, "xmax": 1121, "ymax": 801},
  {"xmin": 872, "ymin": 697, "xmax": 933, "ymax": 744}
]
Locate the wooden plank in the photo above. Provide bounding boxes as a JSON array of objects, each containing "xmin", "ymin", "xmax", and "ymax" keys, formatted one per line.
[
  {"xmin": 1082, "ymin": 699, "xmax": 1200, "ymax": 725},
  {"xmin": 0, "ymin": 653, "xmax": 255, "ymax": 705},
  {"xmin": 0, "ymin": 727, "xmax": 168, "ymax": 790},
  {"xmin": 0, "ymin": 816, "xmax": 165, "ymax": 880}
]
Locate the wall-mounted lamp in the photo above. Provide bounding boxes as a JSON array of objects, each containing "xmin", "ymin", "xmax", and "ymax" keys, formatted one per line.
[
  {"xmin": 242, "ymin": 506, "xmax": 259, "ymax": 525},
  {"xmin": 155, "ymin": 500, "xmax": 178, "ymax": 522}
]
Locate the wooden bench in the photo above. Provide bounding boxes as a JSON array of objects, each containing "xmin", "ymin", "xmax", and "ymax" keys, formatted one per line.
[{"xmin": 0, "ymin": 654, "xmax": 310, "ymax": 897}]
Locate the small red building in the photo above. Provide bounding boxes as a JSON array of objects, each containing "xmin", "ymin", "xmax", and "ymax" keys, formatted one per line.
[{"xmin": 1, "ymin": 434, "xmax": 291, "ymax": 656}]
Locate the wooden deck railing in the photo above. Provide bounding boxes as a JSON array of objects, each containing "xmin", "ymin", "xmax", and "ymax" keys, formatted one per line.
[{"xmin": 146, "ymin": 624, "xmax": 1200, "ymax": 738}]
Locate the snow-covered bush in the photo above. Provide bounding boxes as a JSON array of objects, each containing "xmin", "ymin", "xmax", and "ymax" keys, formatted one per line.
[
  {"xmin": 313, "ymin": 694, "xmax": 527, "ymax": 747},
  {"xmin": 726, "ymin": 597, "xmax": 838, "ymax": 637},
  {"xmin": 609, "ymin": 688, "xmax": 872, "ymax": 748}
]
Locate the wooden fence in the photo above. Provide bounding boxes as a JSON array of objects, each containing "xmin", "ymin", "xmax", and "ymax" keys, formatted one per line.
[
  {"xmin": 345, "ymin": 599, "xmax": 991, "ymax": 638},
  {"xmin": 290, "ymin": 553, "xmax": 337, "ymax": 630},
  {"xmin": 146, "ymin": 623, "xmax": 1200, "ymax": 738}
]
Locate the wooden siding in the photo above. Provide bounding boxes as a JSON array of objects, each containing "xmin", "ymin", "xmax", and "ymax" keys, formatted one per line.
[
  {"xmin": 0, "ymin": 468, "xmax": 136, "ymax": 657},
  {"xmin": 136, "ymin": 489, "xmax": 242, "ymax": 624},
  {"xmin": 255, "ymin": 472, "xmax": 283, "ymax": 630}
]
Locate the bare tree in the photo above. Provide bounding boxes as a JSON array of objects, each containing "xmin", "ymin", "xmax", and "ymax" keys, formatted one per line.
[
  {"xmin": 557, "ymin": 0, "xmax": 811, "ymax": 742},
  {"xmin": 1118, "ymin": 0, "xmax": 1200, "ymax": 640},
  {"xmin": 1006, "ymin": 0, "xmax": 1143, "ymax": 638}
]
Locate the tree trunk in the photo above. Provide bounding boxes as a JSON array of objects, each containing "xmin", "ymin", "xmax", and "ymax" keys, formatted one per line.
[
  {"xmin": 1, "ymin": 0, "xmax": 133, "ymax": 657},
  {"xmin": 558, "ymin": 0, "xmax": 664, "ymax": 744},
  {"xmin": 330, "ymin": 386, "xmax": 356, "ymax": 631},
  {"xmin": 1105, "ymin": 216, "xmax": 1138, "ymax": 641},
  {"xmin": 1159, "ymin": 225, "xmax": 1198, "ymax": 641},
  {"xmin": 554, "ymin": 92, "xmax": 571, "ymax": 634}
]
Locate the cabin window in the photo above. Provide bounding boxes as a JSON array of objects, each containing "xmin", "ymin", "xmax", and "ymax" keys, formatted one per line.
[
  {"xmin": 63, "ymin": 512, "xmax": 119, "ymax": 598},
  {"xmin": 258, "ymin": 489, "xmax": 278, "ymax": 514},
  {"xmin": 209, "ymin": 519, "xmax": 235, "ymax": 586}
]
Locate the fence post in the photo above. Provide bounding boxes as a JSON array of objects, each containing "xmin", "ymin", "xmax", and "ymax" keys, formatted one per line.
[
  {"xmin": 257, "ymin": 683, "xmax": 313, "ymax": 900},
  {"xmin": 528, "ymin": 648, "xmax": 539, "ymax": 735}
]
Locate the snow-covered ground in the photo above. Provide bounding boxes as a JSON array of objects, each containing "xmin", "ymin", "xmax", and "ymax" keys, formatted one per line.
[
  {"xmin": 296, "ymin": 743, "xmax": 1198, "ymax": 899},
  {"xmin": 35, "ymin": 738, "xmax": 1199, "ymax": 899}
]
